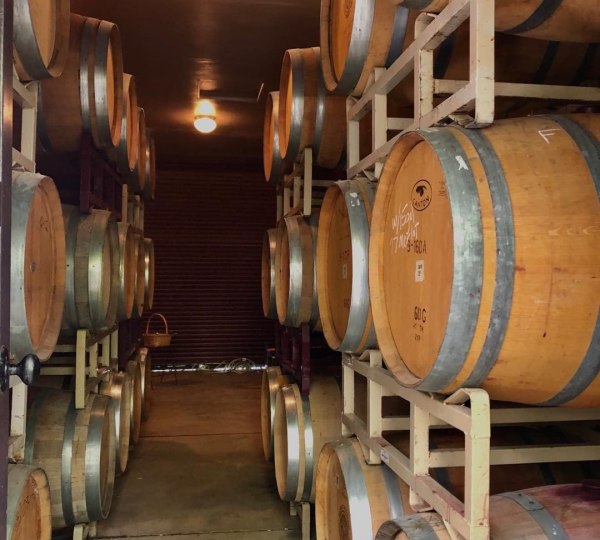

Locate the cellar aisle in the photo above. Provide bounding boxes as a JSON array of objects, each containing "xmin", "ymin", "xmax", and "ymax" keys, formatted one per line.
[{"xmin": 96, "ymin": 371, "xmax": 300, "ymax": 540}]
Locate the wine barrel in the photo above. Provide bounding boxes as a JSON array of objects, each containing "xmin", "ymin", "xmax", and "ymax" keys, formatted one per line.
[
  {"xmin": 376, "ymin": 482, "xmax": 600, "ymax": 539},
  {"xmin": 129, "ymin": 108, "xmax": 147, "ymax": 193},
  {"xmin": 143, "ymin": 132, "xmax": 156, "ymax": 201},
  {"xmin": 7, "ymin": 464, "xmax": 52, "ymax": 540},
  {"xmin": 11, "ymin": 172, "xmax": 65, "ymax": 361},
  {"xmin": 278, "ymin": 47, "xmax": 346, "ymax": 168},
  {"xmin": 274, "ymin": 376, "xmax": 342, "ymax": 502},
  {"xmin": 116, "ymin": 222, "xmax": 135, "ymax": 321},
  {"xmin": 393, "ymin": 0, "xmax": 600, "ymax": 43},
  {"xmin": 14, "ymin": 0, "xmax": 70, "ymax": 82},
  {"xmin": 25, "ymin": 390, "xmax": 116, "ymax": 528},
  {"xmin": 127, "ymin": 358, "xmax": 143, "ymax": 444},
  {"xmin": 320, "ymin": 2, "xmax": 599, "ymax": 97},
  {"xmin": 369, "ymin": 114, "xmax": 600, "ymax": 407},
  {"xmin": 275, "ymin": 215, "xmax": 317, "ymax": 328},
  {"xmin": 318, "ymin": 432, "xmax": 599, "ymax": 540},
  {"xmin": 261, "ymin": 366, "xmax": 290, "ymax": 461},
  {"xmin": 131, "ymin": 233, "xmax": 146, "ymax": 319},
  {"xmin": 143, "ymin": 237, "xmax": 155, "ymax": 310},
  {"xmin": 139, "ymin": 347, "xmax": 152, "ymax": 421},
  {"xmin": 113, "ymin": 73, "xmax": 139, "ymax": 174},
  {"xmin": 263, "ymin": 91, "xmax": 284, "ymax": 183},
  {"xmin": 317, "ymin": 178, "xmax": 377, "ymax": 353},
  {"xmin": 62, "ymin": 206, "xmax": 119, "ymax": 332},
  {"xmin": 38, "ymin": 13, "xmax": 124, "ymax": 153},
  {"xmin": 100, "ymin": 370, "xmax": 132, "ymax": 474},
  {"xmin": 262, "ymin": 228, "xmax": 278, "ymax": 320}
]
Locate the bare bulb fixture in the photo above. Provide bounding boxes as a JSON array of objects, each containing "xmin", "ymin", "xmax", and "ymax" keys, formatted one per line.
[{"xmin": 194, "ymin": 98, "xmax": 217, "ymax": 134}]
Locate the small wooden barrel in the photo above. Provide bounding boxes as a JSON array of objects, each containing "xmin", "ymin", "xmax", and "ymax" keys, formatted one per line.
[
  {"xmin": 393, "ymin": 0, "xmax": 600, "ymax": 43},
  {"xmin": 129, "ymin": 108, "xmax": 147, "ymax": 193},
  {"xmin": 14, "ymin": 0, "xmax": 70, "ymax": 82},
  {"xmin": 316, "ymin": 437, "xmax": 410, "ymax": 540},
  {"xmin": 127, "ymin": 358, "xmax": 143, "ymax": 444},
  {"xmin": 11, "ymin": 172, "xmax": 65, "ymax": 362},
  {"xmin": 113, "ymin": 73, "xmax": 139, "ymax": 174},
  {"xmin": 100, "ymin": 370, "xmax": 132, "ymax": 474},
  {"xmin": 275, "ymin": 215, "xmax": 319, "ymax": 327},
  {"xmin": 131, "ymin": 233, "xmax": 146, "ymax": 319},
  {"xmin": 320, "ymin": 1, "xmax": 600, "ymax": 97},
  {"xmin": 370, "ymin": 114, "xmax": 600, "ymax": 407},
  {"xmin": 143, "ymin": 132, "xmax": 156, "ymax": 201},
  {"xmin": 261, "ymin": 366, "xmax": 290, "ymax": 461},
  {"xmin": 263, "ymin": 91, "xmax": 284, "ymax": 183},
  {"xmin": 376, "ymin": 482, "xmax": 600, "ymax": 539},
  {"xmin": 38, "ymin": 13, "xmax": 124, "ymax": 153},
  {"xmin": 116, "ymin": 222, "xmax": 135, "ymax": 321},
  {"xmin": 139, "ymin": 347, "xmax": 152, "ymax": 421},
  {"xmin": 62, "ymin": 206, "xmax": 119, "ymax": 332},
  {"xmin": 7, "ymin": 464, "xmax": 52, "ymax": 540},
  {"xmin": 143, "ymin": 237, "xmax": 155, "ymax": 310},
  {"xmin": 317, "ymin": 178, "xmax": 377, "ymax": 353},
  {"xmin": 274, "ymin": 376, "xmax": 342, "ymax": 503},
  {"xmin": 262, "ymin": 228, "xmax": 278, "ymax": 320},
  {"xmin": 278, "ymin": 47, "xmax": 346, "ymax": 168},
  {"xmin": 25, "ymin": 390, "xmax": 116, "ymax": 528}
]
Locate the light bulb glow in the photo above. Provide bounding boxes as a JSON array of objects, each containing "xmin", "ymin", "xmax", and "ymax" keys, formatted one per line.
[{"xmin": 193, "ymin": 99, "xmax": 217, "ymax": 133}]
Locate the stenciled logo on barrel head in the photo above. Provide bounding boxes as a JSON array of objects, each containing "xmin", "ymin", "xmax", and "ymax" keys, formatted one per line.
[{"xmin": 412, "ymin": 179, "xmax": 432, "ymax": 211}]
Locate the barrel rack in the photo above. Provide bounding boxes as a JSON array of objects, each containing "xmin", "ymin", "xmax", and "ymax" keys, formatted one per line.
[
  {"xmin": 342, "ymin": 350, "xmax": 600, "ymax": 540},
  {"xmin": 8, "ymin": 71, "xmax": 38, "ymax": 463},
  {"xmin": 346, "ymin": 0, "xmax": 600, "ymax": 180}
]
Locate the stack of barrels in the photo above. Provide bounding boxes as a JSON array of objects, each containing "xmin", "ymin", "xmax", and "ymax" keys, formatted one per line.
[
  {"xmin": 8, "ymin": 1, "xmax": 157, "ymax": 537},
  {"xmin": 260, "ymin": 1, "xmax": 600, "ymax": 538}
]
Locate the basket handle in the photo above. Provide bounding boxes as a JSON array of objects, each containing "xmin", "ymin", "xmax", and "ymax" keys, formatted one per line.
[{"xmin": 146, "ymin": 313, "xmax": 169, "ymax": 334}]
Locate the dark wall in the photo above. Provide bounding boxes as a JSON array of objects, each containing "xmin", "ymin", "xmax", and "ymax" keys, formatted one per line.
[{"xmin": 144, "ymin": 165, "xmax": 275, "ymax": 365}]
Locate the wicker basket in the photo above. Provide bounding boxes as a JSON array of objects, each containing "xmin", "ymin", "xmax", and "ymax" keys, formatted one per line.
[{"xmin": 143, "ymin": 313, "xmax": 172, "ymax": 348}]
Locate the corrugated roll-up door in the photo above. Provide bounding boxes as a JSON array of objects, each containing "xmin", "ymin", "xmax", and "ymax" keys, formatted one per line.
[{"xmin": 144, "ymin": 166, "xmax": 276, "ymax": 365}]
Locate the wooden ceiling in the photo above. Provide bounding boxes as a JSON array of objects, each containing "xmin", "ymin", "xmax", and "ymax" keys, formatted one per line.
[{"xmin": 71, "ymin": 0, "xmax": 321, "ymax": 167}]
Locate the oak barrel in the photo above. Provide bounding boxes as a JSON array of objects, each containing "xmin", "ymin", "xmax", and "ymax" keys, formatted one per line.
[
  {"xmin": 261, "ymin": 366, "xmax": 290, "ymax": 461},
  {"xmin": 127, "ymin": 358, "xmax": 143, "ymax": 444},
  {"xmin": 317, "ymin": 178, "xmax": 377, "ymax": 353},
  {"xmin": 274, "ymin": 376, "xmax": 342, "ymax": 502},
  {"xmin": 143, "ymin": 237, "xmax": 155, "ymax": 310},
  {"xmin": 14, "ymin": 0, "xmax": 70, "ymax": 82},
  {"xmin": 38, "ymin": 13, "xmax": 124, "ymax": 153},
  {"xmin": 62, "ymin": 206, "xmax": 119, "ymax": 332},
  {"xmin": 320, "ymin": 1, "xmax": 600, "ymax": 97},
  {"xmin": 278, "ymin": 47, "xmax": 346, "ymax": 168},
  {"xmin": 275, "ymin": 215, "xmax": 319, "ymax": 327},
  {"xmin": 129, "ymin": 107, "xmax": 147, "ymax": 193},
  {"xmin": 393, "ymin": 0, "xmax": 600, "ymax": 43},
  {"xmin": 263, "ymin": 91, "xmax": 284, "ymax": 183},
  {"xmin": 100, "ymin": 370, "xmax": 132, "ymax": 474},
  {"xmin": 261, "ymin": 228, "xmax": 278, "ymax": 320},
  {"xmin": 318, "ymin": 433, "xmax": 600, "ymax": 540},
  {"xmin": 11, "ymin": 171, "xmax": 65, "ymax": 361},
  {"xmin": 25, "ymin": 390, "xmax": 116, "ymax": 528},
  {"xmin": 143, "ymin": 132, "xmax": 156, "ymax": 201},
  {"xmin": 116, "ymin": 221, "xmax": 135, "ymax": 321},
  {"xmin": 113, "ymin": 73, "xmax": 139, "ymax": 174},
  {"xmin": 131, "ymin": 233, "xmax": 146, "ymax": 319},
  {"xmin": 7, "ymin": 464, "xmax": 52, "ymax": 540},
  {"xmin": 369, "ymin": 114, "xmax": 600, "ymax": 407},
  {"xmin": 376, "ymin": 482, "xmax": 600, "ymax": 539}
]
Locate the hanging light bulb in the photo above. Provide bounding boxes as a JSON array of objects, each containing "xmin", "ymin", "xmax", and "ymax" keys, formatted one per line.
[{"xmin": 194, "ymin": 98, "xmax": 217, "ymax": 134}]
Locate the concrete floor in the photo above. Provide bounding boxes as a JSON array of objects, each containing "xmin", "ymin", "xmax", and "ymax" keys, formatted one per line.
[{"xmin": 96, "ymin": 371, "xmax": 300, "ymax": 540}]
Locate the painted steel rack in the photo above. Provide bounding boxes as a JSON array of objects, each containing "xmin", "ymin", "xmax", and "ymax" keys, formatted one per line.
[
  {"xmin": 343, "ymin": 350, "xmax": 600, "ymax": 540},
  {"xmin": 346, "ymin": 0, "xmax": 600, "ymax": 180}
]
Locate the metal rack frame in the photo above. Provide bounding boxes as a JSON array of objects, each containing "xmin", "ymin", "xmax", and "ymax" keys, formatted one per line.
[
  {"xmin": 343, "ymin": 350, "xmax": 600, "ymax": 540},
  {"xmin": 346, "ymin": 0, "xmax": 600, "ymax": 180}
]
